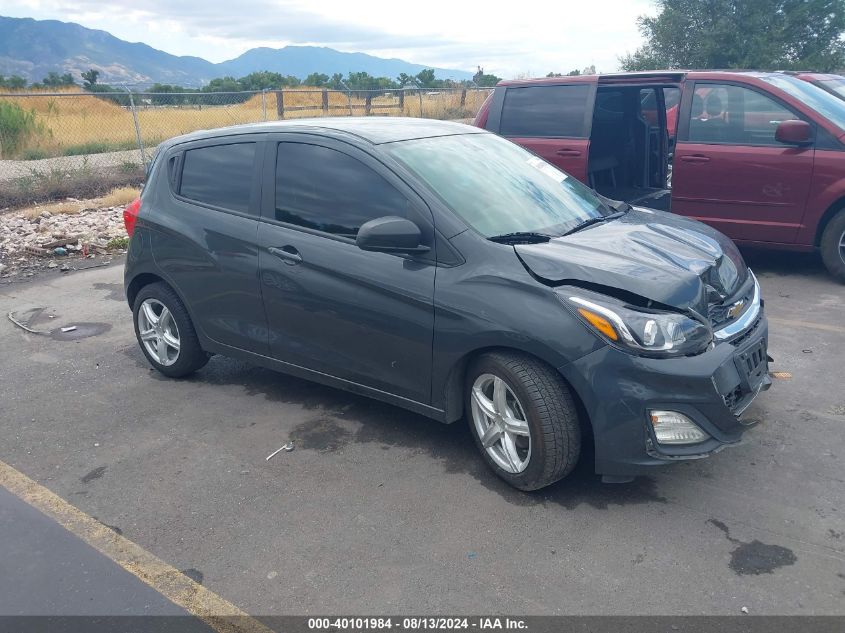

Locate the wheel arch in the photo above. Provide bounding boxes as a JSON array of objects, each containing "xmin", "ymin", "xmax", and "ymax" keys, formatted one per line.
[
  {"xmin": 126, "ymin": 272, "xmax": 166, "ymax": 308},
  {"xmin": 441, "ymin": 346, "xmax": 592, "ymax": 437},
  {"xmin": 815, "ymin": 196, "xmax": 845, "ymax": 247}
]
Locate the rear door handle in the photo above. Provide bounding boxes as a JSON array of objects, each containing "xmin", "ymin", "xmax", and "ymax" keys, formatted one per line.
[
  {"xmin": 555, "ymin": 148, "xmax": 581, "ymax": 157},
  {"xmin": 679, "ymin": 154, "xmax": 710, "ymax": 163},
  {"xmin": 268, "ymin": 246, "xmax": 302, "ymax": 265}
]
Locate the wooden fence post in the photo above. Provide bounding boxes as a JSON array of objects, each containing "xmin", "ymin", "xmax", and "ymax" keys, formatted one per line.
[
  {"xmin": 275, "ymin": 90, "xmax": 284, "ymax": 119},
  {"xmin": 365, "ymin": 93, "xmax": 372, "ymax": 116},
  {"xmin": 322, "ymin": 89, "xmax": 328, "ymax": 115},
  {"xmin": 398, "ymin": 90, "xmax": 405, "ymax": 113},
  {"xmin": 460, "ymin": 89, "xmax": 467, "ymax": 107}
]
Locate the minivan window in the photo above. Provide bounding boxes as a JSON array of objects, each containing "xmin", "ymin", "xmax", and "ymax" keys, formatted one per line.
[
  {"xmin": 816, "ymin": 77, "xmax": 845, "ymax": 100},
  {"xmin": 179, "ymin": 142, "xmax": 256, "ymax": 213},
  {"xmin": 385, "ymin": 133, "xmax": 607, "ymax": 238},
  {"xmin": 275, "ymin": 143, "xmax": 410, "ymax": 238},
  {"xmin": 687, "ymin": 84, "xmax": 797, "ymax": 145},
  {"xmin": 760, "ymin": 74, "xmax": 845, "ymax": 132},
  {"xmin": 500, "ymin": 85, "xmax": 590, "ymax": 138}
]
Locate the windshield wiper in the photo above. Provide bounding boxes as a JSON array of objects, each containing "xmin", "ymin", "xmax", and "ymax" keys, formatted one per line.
[
  {"xmin": 563, "ymin": 210, "xmax": 626, "ymax": 236},
  {"xmin": 488, "ymin": 231, "xmax": 553, "ymax": 244}
]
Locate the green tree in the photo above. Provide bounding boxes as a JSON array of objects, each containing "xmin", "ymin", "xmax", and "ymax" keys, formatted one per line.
[
  {"xmin": 472, "ymin": 66, "xmax": 501, "ymax": 87},
  {"xmin": 620, "ymin": 0, "xmax": 845, "ymax": 71},
  {"xmin": 41, "ymin": 72, "xmax": 76, "ymax": 87},
  {"xmin": 81, "ymin": 68, "xmax": 100, "ymax": 88},
  {"xmin": 396, "ymin": 72, "xmax": 416, "ymax": 87},
  {"xmin": 415, "ymin": 68, "xmax": 437, "ymax": 88},
  {"xmin": 0, "ymin": 74, "xmax": 27, "ymax": 89},
  {"xmin": 304, "ymin": 72, "xmax": 330, "ymax": 87}
]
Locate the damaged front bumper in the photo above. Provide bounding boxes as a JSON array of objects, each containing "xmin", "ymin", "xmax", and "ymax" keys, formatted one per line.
[{"xmin": 558, "ymin": 312, "xmax": 770, "ymax": 478}]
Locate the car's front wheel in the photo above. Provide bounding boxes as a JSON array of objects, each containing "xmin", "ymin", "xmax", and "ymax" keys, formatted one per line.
[
  {"xmin": 133, "ymin": 282, "xmax": 209, "ymax": 378},
  {"xmin": 820, "ymin": 209, "xmax": 845, "ymax": 283},
  {"xmin": 466, "ymin": 352, "xmax": 581, "ymax": 491}
]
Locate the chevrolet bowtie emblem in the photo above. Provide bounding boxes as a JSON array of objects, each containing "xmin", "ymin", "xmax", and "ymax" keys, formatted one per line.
[{"xmin": 727, "ymin": 299, "xmax": 746, "ymax": 320}]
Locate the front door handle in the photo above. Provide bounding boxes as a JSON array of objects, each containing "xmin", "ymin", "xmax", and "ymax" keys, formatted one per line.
[
  {"xmin": 268, "ymin": 246, "xmax": 302, "ymax": 265},
  {"xmin": 679, "ymin": 154, "xmax": 710, "ymax": 163},
  {"xmin": 555, "ymin": 148, "xmax": 582, "ymax": 157}
]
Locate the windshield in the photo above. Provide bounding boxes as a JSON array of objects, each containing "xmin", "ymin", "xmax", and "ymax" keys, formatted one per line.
[
  {"xmin": 759, "ymin": 74, "xmax": 845, "ymax": 132},
  {"xmin": 817, "ymin": 78, "xmax": 845, "ymax": 101},
  {"xmin": 383, "ymin": 133, "xmax": 609, "ymax": 238}
]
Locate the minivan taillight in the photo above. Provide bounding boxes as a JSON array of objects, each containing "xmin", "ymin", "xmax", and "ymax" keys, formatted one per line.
[{"xmin": 123, "ymin": 197, "xmax": 141, "ymax": 237}]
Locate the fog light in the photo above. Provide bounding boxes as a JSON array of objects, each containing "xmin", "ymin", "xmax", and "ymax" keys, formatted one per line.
[{"xmin": 649, "ymin": 410, "xmax": 709, "ymax": 445}]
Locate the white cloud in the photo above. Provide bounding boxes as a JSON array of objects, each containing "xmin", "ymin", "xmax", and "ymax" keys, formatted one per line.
[{"xmin": 3, "ymin": 0, "xmax": 655, "ymax": 77}]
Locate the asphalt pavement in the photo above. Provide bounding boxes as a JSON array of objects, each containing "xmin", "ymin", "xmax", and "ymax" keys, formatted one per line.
[{"xmin": 0, "ymin": 248, "xmax": 843, "ymax": 616}]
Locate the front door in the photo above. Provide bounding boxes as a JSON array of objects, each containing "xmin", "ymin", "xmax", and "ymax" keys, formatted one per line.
[
  {"xmin": 257, "ymin": 137, "xmax": 436, "ymax": 404},
  {"xmin": 672, "ymin": 82, "xmax": 814, "ymax": 243}
]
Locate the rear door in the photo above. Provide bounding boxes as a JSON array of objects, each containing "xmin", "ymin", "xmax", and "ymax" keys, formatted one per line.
[
  {"xmin": 257, "ymin": 135, "xmax": 437, "ymax": 404},
  {"xmin": 152, "ymin": 136, "xmax": 268, "ymax": 354},
  {"xmin": 493, "ymin": 83, "xmax": 594, "ymax": 182},
  {"xmin": 672, "ymin": 81, "xmax": 814, "ymax": 243}
]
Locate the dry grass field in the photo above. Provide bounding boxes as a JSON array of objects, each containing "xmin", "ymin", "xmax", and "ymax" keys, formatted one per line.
[
  {"xmin": 19, "ymin": 185, "xmax": 140, "ymax": 219},
  {"xmin": 0, "ymin": 87, "xmax": 488, "ymax": 160}
]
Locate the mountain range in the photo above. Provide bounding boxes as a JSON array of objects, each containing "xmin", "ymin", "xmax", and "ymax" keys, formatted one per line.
[{"xmin": 0, "ymin": 15, "xmax": 473, "ymax": 86}]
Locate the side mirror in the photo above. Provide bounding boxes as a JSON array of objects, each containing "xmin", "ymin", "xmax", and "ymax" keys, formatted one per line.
[
  {"xmin": 356, "ymin": 216, "xmax": 430, "ymax": 254},
  {"xmin": 775, "ymin": 120, "xmax": 812, "ymax": 145}
]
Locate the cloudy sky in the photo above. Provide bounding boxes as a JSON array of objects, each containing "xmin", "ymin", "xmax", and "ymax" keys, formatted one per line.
[{"xmin": 4, "ymin": 0, "xmax": 655, "ymax": 77}]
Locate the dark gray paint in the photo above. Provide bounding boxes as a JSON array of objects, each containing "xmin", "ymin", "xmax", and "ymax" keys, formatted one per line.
[{"xmin": 125, "ymin": 118, "xmax": 770, "ymax": 478}]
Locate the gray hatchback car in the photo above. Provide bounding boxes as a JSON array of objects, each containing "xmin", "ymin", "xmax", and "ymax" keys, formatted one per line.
[{"xmin": 124, "ymin": 118, "xmax": 770, "ymax": 491}]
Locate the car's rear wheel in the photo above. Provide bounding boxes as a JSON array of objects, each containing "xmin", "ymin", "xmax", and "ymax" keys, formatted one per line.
[
  {"xmin": 466, "ymin": 351, "xmax": 581, "ymax": 491},
  {"xmin": 820, "ymin": 210, "xmax": 845, "ymax": 283},
  {"xmin": 133, "ymin": 282, "xmax": 209, "ymax": 377}
]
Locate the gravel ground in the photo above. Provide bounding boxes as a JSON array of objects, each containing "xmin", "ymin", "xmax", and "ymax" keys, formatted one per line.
[{"xmin": 0, "ymin": 201, "xmax": 128, "ymax": 280}]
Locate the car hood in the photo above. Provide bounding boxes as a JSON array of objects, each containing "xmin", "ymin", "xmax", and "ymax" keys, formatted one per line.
[{"xmin": 515, "ymin": 208, "xmax": 748, "ymax": 315}]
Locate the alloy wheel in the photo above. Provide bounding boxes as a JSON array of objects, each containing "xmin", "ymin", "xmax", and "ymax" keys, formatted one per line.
[
  {"xmin": 137, "ymin": 298, "xmax": 181, "ymax": 366},
  {"xmin": 839, "ymin": 228, "xmax": 845, "ymax": 265},
  {"xmin": 470, "ymin": 373, "xmax": 531, "ymax": 474}
]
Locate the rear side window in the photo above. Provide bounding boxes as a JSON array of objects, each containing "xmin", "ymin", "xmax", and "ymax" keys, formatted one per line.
[
  {"xmin": 274, "ymin": 143, "xmax": 410, "ymax": 238},
  {"xmin": 179, "ymin": 142, "xmax": 256, "ymax": 213},
  {"xmin": 500, "ymin": 85, "xmax": 590, "ymax": 138}
]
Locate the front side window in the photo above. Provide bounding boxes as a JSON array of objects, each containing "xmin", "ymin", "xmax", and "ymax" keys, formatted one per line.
[
  {"xmin": 179, "ymin": 142, "xmax": 256, "ymax": 213},
  {"xmin": 686, "ymin": 84, "xmax": 798, "ymax": 146},
  {"xmin": 500, "ymin": 85, "xmax": 590, "ymax": 138},
  {"xmin": 384, "ymin": 132, "xmax": 609, "ymax": 238},
  {"xmin": 274, "ymin": 143, "xmax": 410, "ymax": 238}
]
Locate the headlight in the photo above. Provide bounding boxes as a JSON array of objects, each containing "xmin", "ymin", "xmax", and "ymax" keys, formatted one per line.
[{"xmin": 560, "ymin": 290, "xmax": 713, "ymax": 358}]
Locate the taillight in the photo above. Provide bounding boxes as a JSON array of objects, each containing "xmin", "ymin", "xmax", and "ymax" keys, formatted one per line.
[{"xmin": 123, "ymin": 197, "xmax": 141, "ymax": 237}]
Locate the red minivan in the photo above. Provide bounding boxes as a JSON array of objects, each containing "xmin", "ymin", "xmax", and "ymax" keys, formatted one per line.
[{"xmin": 474, "ymin": 71, "xmax": 845, "ymax": 281}]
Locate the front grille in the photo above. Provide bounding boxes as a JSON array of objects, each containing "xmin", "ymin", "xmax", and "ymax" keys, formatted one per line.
[{"xmin": 728, "ymin": 314, "xmax": 762, "ymax": 347}]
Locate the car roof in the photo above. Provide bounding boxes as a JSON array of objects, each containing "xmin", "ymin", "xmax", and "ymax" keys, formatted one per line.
[
  {"xmin": 162, "ymin": 117, "xmax": 485, "ymax": 147},
  {"xmin": 497, "ymin": 69, "xmax": 809, "ymax": 87}
]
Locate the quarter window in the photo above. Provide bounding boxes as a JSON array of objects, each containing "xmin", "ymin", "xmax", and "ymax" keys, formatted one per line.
[
  {"xmin": 179, "ymin": 142, "xmax": 256, "ymax": 213},
  {"xmin": 500, "ymin": 85, "xmax": 590, "ymax": 138},
  {"xmin": 274, "ymin": 143, "xmax": 410, "ymax": 238},
  {"xmin": 687, "ymin": 84, "xmax": 800, "ymax": 146}
]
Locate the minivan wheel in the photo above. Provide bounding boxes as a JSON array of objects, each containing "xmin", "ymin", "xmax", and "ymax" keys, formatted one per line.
[
  {"xmin": 820, "ymin": 210, "xmax": 845, "ymax": 283},
  {"xmin": 466, "ymin": 352, "xmax": 581, "ymax": 491},
  {"xmin": 133, "ymin": 282, "xmax": 209, "ymax": 378}
]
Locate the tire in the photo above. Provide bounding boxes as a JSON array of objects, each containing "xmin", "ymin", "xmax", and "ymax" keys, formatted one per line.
[
  {"xmin": 465, "ymin": 351, "xmax": 581, "ymax": 491},
  {"xmin": 133, "ymin": 282, "xmax": 209, "ymax": 378},
  {"xmin": 820, "ymin": 210, "xmax": 845, "ymax": 283}
]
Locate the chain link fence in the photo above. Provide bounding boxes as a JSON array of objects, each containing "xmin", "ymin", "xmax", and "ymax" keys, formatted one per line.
[{"xmin": 0, "ymin": 87, "xmax": 491, "ymax": 208}]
